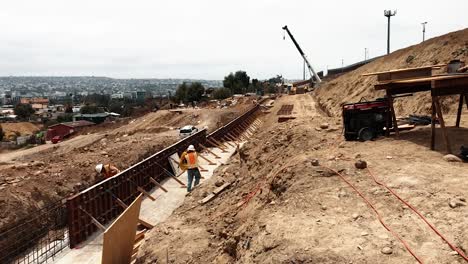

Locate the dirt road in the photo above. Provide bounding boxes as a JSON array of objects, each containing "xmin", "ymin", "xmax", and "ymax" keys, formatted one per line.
[{"xmin": 137, "ymin": 94, "xmax": 467, "ymax": 264}]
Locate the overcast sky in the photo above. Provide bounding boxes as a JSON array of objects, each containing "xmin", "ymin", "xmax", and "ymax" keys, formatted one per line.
[{"xmin": 0, "ymin": 0, "xmax": 466, "ymax": 80}]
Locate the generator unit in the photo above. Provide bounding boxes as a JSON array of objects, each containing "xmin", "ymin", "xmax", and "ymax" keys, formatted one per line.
[{"xmin": 342, "ymin": 98, "xmax": 391, "ymax": 141}]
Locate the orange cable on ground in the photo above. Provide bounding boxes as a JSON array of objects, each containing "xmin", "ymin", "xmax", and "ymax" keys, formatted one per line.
[
  {"xmin": 321, "ymin": 165, "xmax": 425, "ymax": 264},
  {"xmin": 366, "ymin": 167, "xmax": 468, "ymax": 262}
]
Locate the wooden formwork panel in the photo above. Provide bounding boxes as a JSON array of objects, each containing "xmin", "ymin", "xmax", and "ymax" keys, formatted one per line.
[{"xmin": 102, "ymin": 194, "xmax": 142, "ymax": 264}]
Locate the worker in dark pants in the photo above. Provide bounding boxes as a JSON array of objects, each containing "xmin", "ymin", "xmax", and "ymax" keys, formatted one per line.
[{"xmin": 179, "ymin": 145, "xmax": 201, "ymax": 192}]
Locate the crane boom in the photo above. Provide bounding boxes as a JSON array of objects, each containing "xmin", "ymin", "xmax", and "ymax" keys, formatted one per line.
[{"xmin": 282, "ymin": 25, "xmax": 322, "ymax": 83}]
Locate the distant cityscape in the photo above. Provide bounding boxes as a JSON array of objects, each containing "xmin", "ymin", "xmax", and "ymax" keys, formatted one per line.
[{"xmin": 0, "ymin": 76, "xmax": 223, "ymax": 105}]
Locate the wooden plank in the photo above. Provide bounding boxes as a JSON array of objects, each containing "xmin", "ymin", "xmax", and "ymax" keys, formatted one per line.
[
  {"xmin": 377, "ymin": 68, "xmax": 432, "ymax": 82},
  {"xmin": 134, "ymin": 231, "xmax": 146, "ymax": 244},
  {"xmin": 362, "ymin": 64, "xmax": 446, "ymax": 76},
  {"xmin": 456, "ymin": 94, "xmax": 464, "ymax": 127},
  {"xmin": 137, "ymin": 186, "xmax": 156, "ymax": 201},
  {"xmin": 169, "ymin": 175, "xmax": 187, "ymax": 187},
  {"xmin": 149, "ymin": 177, "xmax": 168, "ymax": 192},
  {"xmin": 198, "ymin": 143, "xmax": 221, "ymax": 159},
  {"xmin": 207, "ymin": 138, "xmax": 228, "ymax": 152},
  {"xmin": 199, "ymin": 182, "xmax": 232, "ymax": 204},
  {"xmin": 102, "ymin": 194, "xmax": 143, "ymax": 264},
  {"xmin": 198, "ymin": 153, "xmax": 217, "ymax": 165},
  {"xmin": 79, "ymin": 207, "xmax": 106, "ymax": 231},
  {"xmin": 434, "ymin": 96, "xmax": 452, "ymax": 154},
  {"xmin": 212, "ymin": 182, "xmax": 232, "ymax": 194},
  {"xmin": 137, "ymin": 218, "xmax": 154, "ymax": 230},
  {"xmin": 211, "ymin": 137, "xmax": 230, "ymax": 150}
]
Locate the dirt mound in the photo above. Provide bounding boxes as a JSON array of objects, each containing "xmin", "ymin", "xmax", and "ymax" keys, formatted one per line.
[
  {"xmin": 1, "ymin": 122, "xmax": 41, "ymax": 136},
  {"xmin": 137, "ymin": 94, "xmax": 467, "ymax": 264},
  {"xmin": 315, "ymin": 28, "xmax": 468, "ymax": 117}
]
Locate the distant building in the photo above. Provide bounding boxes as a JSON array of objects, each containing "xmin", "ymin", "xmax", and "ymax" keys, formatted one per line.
[
  {"xmin": 73, "ymin": 113, "xmax": 110, "ymax": 124},
  {"xmin": 46, "ymin": 120, "xmax": 95, "ymax": 141}
]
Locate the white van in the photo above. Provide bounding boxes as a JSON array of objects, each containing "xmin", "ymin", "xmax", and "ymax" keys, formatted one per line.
[{"xmin": 179, "ymin": 125, "xmax": 199, "ymax": 138}]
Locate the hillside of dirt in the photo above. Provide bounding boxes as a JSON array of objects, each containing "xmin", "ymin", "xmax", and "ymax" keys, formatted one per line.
[
  {"xmin": 0, "ymin": 104, "xmax": 249, "ymax": 229},
  {"xmin": 1, "ymin": 122, "xmax": 42, "ymax": 138},
  {"xmin": 315, "ymin": 28, "xmax": 468, "ymax": 117},
  {"xmin": 137, "ymin": 94, "xmax": 467, "ymax": 264}
]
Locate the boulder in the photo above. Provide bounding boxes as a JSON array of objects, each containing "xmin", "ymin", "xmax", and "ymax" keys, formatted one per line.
[{"xmin": 443, "ymin": 154, "xmax": 462, "ymax": 162}]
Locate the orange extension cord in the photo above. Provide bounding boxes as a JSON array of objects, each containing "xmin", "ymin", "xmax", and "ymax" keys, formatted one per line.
[
  {"xmin": 365, "ymin": 167, "xmax": 468, "ymax": 262},
  {"xmin": 321, "ymin": 165, "xmax": 425, "ymax": 264}
]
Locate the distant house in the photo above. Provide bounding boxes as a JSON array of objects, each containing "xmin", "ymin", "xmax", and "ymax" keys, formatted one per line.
[
  {"xmin": 73, "ymin": 113, "xmax": 110, "ymax": 124},
  {"xmin": 46, "ymin": 120, "xmax": 95, "ymax": 141}
]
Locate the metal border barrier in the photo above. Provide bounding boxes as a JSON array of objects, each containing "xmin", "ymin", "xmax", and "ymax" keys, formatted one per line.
[{"xmin": 66, "ymin": 129, "xmax": 207, "ymax": 248}]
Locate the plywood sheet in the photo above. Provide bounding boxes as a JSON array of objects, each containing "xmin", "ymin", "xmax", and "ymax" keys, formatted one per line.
[
  {"xmin": 169, "ymin": 153, "xmax": 182, "ymax": 176},
  {"xmin": 102, "ymin": 194, "xmax": 143, "ymax": 264}
]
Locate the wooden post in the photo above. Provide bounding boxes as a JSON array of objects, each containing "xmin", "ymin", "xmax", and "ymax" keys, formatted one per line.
[
  {"xmin": 198, "ymin": 143, "xmax": 221, "ymax": 159},
  {"xmin": 456, "ymin": 94, "xmax": 464, "ymax": 127},
  {"xmin": 211, "ymin": 137, "xmax": 230, "ymax": 149},
  {"xmin": 465, "ymin": 94, "xmax": 468, "ymax": 110},
  {"xmin": 113, "ymin": 198, "xmax": 154, "ymax": 229},
  {"xmin": 198, "ymin": 164, "xmax": 208, "ymax": 172},
  {"xmin": 431, "ymin": 102, "xmax": 436, "ymax": 150},
  {"xmin": 223, "ymin": 139, "xmax": 236, "ymax": 148},
  {"xmin": 79, "ymin": 207, "xmax": 106, "ymax": 231},
  {"xmin": 149, "ymin": 177, "xmax": 168, "ymax": 192},
  {"xmin": 137, "ymin": 187, "xmax": 156, "ymax": 201},
  {"xmin": 434, "ymin": 96, "xmax": 452, "ymax": 154},
  {"xmin": 168, "ymin": 174, "xmax": 187, "ymax": 187},
  {"xmin": 207, "ymin": 138, "xmax": 228, "ymax": 152},
  {"xmin": 198, "ymin": 153, "xmax": 217, "ymax": 165},
  {"xmin": 226, "ymin": 133, "xmax": 240, "ymax": 143},
  {"xmin": 386, "ymin": 91, "xmax": 399, "ymax": 137},
  {"xmin": 234, "ymin": 127, "xmax": 249, "ymax": 140}
]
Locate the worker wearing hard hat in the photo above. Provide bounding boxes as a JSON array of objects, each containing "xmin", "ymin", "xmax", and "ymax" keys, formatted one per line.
[
  {"xmin": 95, "ymin": 163, "xmax": 121, "ymax": 179},
  {"xmin": 179, "ymin": 145, "xmax": 201, "ymax": 192}
]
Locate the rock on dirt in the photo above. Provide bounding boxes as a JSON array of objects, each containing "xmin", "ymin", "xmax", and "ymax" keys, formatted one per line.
[
  {"xmin": 443, "ymin": 154, "xmax": 462, "ymax": 162},
  {"xmin": 381, "ymin": 246, "xmax": 393, "ymax": 255},
  {"xmin": 311, "ymin": 159, "xmax": 320, "ymax": 166},
  {"xmin": 355, "ymin": 160, "xmax": 367, "ymax": 169},
  {"xmin": 320, "ymin": 123, "xmax": 329, "ymax": 129},
  {"xmin": 449, "ymin": 197, "xmax": 466, "ymax": 208}
]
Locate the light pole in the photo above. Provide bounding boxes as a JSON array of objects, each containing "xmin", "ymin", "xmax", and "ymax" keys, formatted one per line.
[
  {"xmin": 384, "ymin": 10, "xmax": 397, "ymax": 54},
  {"xmin": 421, "ymin": 22, "xmax": 428, "ymax": 42}
]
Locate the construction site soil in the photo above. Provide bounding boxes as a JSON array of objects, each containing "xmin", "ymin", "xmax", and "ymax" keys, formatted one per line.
[
  {"xmin": 316, "ymin": 28, "xmax": 468, "ymax": 117},
  {"xmin": 0, "ymin": 104, "xmax": 250, "ymax": 229},
  {"xmin": 137, "ymin": 94, "xmax": 467, "ymax": 264}
]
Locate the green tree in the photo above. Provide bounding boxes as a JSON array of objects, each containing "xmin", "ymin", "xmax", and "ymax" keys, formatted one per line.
[
  {"xmin": 14, "ymin": 104, "xmax": 35, "ymax": 119},
  {"xmin": 80, "ymin": 105, "xmax": 102, "ymax": 114},
  {"xmin": 223, "ymin": 71, "xmax": 250, "ymax": 94},
  {"xmin": 57, "ymin": 113, "xmax": 74, "ymax": 123},
  {"xmin": 212, "ymin": 87, "xmax": 232, "ymax": 100},
  {"xmin": 84, "ymin": 94, "xmax": 110, "ymax": 107},
  {"xmin": 186, "ymin": 82, "xmax": 205, "ymax": 102},
  {"xmin": 175, "ymin": 82, "xmax": 189, "ymax": 103},
  {"xmin": 174, "ymin": 82, "xmax": 205, "ymax": 103}
]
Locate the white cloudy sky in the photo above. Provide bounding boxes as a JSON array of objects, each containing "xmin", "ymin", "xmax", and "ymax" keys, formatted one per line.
[{"xmin": 0, "ymin": 0, "xmax": 466, "ymax": 80}]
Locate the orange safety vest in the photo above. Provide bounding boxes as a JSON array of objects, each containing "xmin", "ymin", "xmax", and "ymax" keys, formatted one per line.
[
  {"xmin": 186, "ymin": 152, "xmax": 198, "ymax": 169},
  {"xmin": 103, "ymin": 164, "xmax": 119, "ymax": 178}
]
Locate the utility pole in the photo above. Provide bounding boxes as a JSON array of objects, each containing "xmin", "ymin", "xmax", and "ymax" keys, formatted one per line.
[
  {"xmin": 421, "ymin": 22, "xmax": 428, "ymax": 42},
  {"xmin": 384, "ymin": 10, "xmax": 397, "ymax": 54}
]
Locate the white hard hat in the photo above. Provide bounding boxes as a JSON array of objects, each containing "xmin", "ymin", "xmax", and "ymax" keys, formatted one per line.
[
  {"xmin": 95, "ymin": 164, "xmax": 104, "ymax": 173},
  {"xmin": 187, "ymin": 145, "xmax": 195, "ymax": 151}
]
